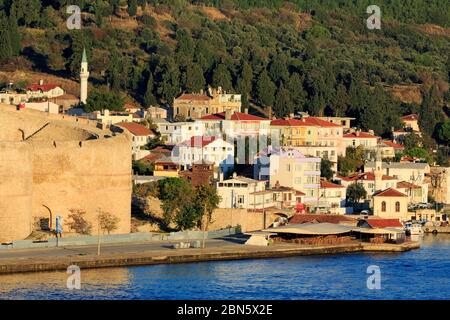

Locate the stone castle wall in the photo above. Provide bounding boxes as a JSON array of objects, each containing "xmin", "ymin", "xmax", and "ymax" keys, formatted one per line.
[{"xmin": 0, "ymin": 105, "xmax": 132, "ymax": 242}]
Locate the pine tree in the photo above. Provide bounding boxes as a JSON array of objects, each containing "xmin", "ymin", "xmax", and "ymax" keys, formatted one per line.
[{"xmin": 256, "ymin": 70, "xmax": 276, "ymax": 107}]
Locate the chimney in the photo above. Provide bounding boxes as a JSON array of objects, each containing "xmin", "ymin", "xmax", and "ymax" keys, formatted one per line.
[
  {"xmin": 225, "ymin": 108, "xmax": 232, "ymax": 120},
  {"xmin": 356, "ymin": 130, "xmax": 360, "ymax": 137},
  {"xmin": 233, "ymin": 172, "xmax": 237, "ymax": 178},
  {"xmin": 244, "ymin": 108, "xmax": 248, "ymax": 114},
  {"xmin": 289, "ymin": 113, "xmax": 294, "ymax": 119},
  {"xmin": 39, "ymin": 79, "xmax": 44, "ymax": 85}
]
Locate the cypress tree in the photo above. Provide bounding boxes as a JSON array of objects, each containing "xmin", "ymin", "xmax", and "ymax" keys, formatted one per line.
[
  {"xmin": 127, "ymin": 0, "xmax": 138, "ymax": 17},
  {"xmin": 256, "ymin": 70, "xmax": 276, "ymax": 107},
  {"xmin": 211, "ymin": 63, "xmax": 233, "ymax": 92},
  {"xmin": 0, "ymin": 12, "xmax": 12, "ymax": 63},
  {"xmin": 143, "ymin": 73, "xmax": 158, "ymax": 108},
  {"xmin": 8, "ymin": 13, "xmax": 20, "ymax": 56},
  {"xmin": 185, "ymin": 64, "xmax": 205, "ymax": 93}
]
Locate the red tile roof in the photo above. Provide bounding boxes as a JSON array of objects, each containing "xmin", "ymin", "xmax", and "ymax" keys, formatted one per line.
[
  {"xmin": 320, "ymin": 180, "xmax": 345, "ymax": 189},
  {"xmin": 396, "ymin": 181, "xmax": 421, "ymax": 189},
  {"xmin": 382, "ymin": 140, "xmax": 404, "ymax": 150},
  {"xmin": 182, "ymin": 136, "xmax": 217, "ymax": 147},
  {"xmin": 373, "ymin": 188, "xmax": 407, "ymax": 197},
  {"xmin": 270, "ymin": 117, "xmax": 341, "ymax": 128},
  {"xmin": 26, "ymin": 84, "xmax": 60, "ymax": 92},
  {"xmin": 141, "ymin": 153, "xmax": 164, "ymax": 163},
  {"xmin": 401, "ymin": 114, "xmax": 419, "ymax": 121},
  {"xmin": 176, "ymin": 93, "xmax": 211, "ymax": 101},
  {"xmin": 366, "ymin": 219, "xmax": 403, "ymax": 228},
  {"xmin": 201, "ymin": 112, "xmax": 267, "ymax": 121},
  {"xmin": 116, "ymin": 122, "xmax": 155, "ymax": 136},
  {"xmin": 290, "ymin": 214, "xmax": 355, "ymax": 224},
  {"xmin": 343, "ymin": 132, "xmax": 378, "ymax": 139}
]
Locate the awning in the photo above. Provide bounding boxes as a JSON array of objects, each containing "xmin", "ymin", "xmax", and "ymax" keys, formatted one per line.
[{"xmin": 263, "ymin": 223, "xmax": 354, "ymax": 235}]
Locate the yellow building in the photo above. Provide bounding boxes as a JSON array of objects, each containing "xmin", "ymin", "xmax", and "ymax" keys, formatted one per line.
[
  {"xmin": 401, "ymin": 114, "xmax": 420, "ymax": 132},
  {"xmin": 153, "ymin": 158, "xmax": 180, "ymax": 177},
  {"xmin": 372, "ymin": 188, "xmax": 409, "ymax": 220}
]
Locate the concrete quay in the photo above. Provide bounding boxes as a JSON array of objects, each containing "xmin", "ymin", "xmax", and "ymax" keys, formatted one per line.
[{"xmin": 0, "ymin": 239, "xmax": 419, "ymax": 275}]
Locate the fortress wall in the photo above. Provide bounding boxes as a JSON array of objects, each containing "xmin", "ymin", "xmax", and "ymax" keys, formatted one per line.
[
  {"xmin": 0, "ymin": 142, "xmax": 33, "ymax": 242},
  {"xmin": 0, "ymin": 105, "xmax": 132, "ymax": 240},
  {"xmin": 30, "ymin": 135, "xmax": 132, "ymax": 234}
]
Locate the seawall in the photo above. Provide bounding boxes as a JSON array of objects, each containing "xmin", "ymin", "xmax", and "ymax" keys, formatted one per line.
[{"xmin": 0, "ymin": 242, "xmax": 419, "ymax": 275}]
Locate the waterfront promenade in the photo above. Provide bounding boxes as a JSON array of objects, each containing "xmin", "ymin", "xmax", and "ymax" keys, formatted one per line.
[{"xmin": 0, "ymin": 236, "xmax": 419, "ymax": 274}]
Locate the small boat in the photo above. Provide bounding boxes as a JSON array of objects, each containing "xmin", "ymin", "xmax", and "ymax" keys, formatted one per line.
[{"xmin": 404, "ymin": 222, "xmax": 424, "ymax": 236}]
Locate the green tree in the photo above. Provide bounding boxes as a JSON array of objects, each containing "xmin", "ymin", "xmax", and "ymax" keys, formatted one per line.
[
  {"xmin": 256, "ymin": 70, "xmax": 276, "ymax": 107},
  {"xmin": 274, "ymin": 82, "xmax": 292, "ymax": 118},
  {"xmin": 346, "ymin": 183, "xmax": 367, "ymax": 204},
  {"xmin": 8, "ymin": 13, "xmax": 20, "ymax": 56},
  {"xmin": 143, "ymin": 73, "xmax": 158, "ymax": 108},
  {"xmin": 84, "ymin": 90, "xmax": 125, "ymax": 113},
  {"xmin": 436, "ymin": 120, "xmax": 450, "ymax": 146},
  {"xmin": 184, "ymin": 64, "xmax": 205, "ymax": 93},
  {"xmin": 127, "ymin": 0, "xmax": 138, "ymax": 17},
  {"xmin": 0, "ymin": 13, "xmax": 12, "ymax": 63},
  {"xmin": 320, "ymin": 159, "xmax": 334, "ymax": 180},
  {"xmin": 194, "ymin": 184, "xmax": 221, "ymax": 248},
  {"xmin": 420, "ymin": 85, "xmax": 444, "ymax": 136},
  {"xmin": 287, "ymin": 73, "xmax": 306, "ymax": 112},
  {"xmin": 211, "ymin": 63, "xmax": 232, "ymax": 92},
  {"xmin": 157, "ymin": 178, "xmax": 193, "ymax": 229},
  {"xmin": 155, "ymin": 57, "xmax": 180, "ymax": 103},
  {"xmin": 236, "ymin": 61, "xmax": 253, "ymax": 107}
]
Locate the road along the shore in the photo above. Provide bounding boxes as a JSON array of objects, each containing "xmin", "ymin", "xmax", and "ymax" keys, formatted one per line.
[{"xmin": 0, "ymin": 241, "xmax": 419, "ymax": 274}]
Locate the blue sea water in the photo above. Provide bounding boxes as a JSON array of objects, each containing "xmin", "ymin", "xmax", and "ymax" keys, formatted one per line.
[{"xmin": 0, "ymin": 234, "xmax": 449, "ymax": 300}]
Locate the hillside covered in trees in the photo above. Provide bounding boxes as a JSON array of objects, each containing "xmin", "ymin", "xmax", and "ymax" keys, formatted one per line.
[{"xmin": 0, "ymin": 1, "xmax": 449, "ymax": 148}]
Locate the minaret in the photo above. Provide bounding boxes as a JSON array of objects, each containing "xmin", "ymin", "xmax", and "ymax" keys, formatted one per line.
[
  {"xmin": 374, "ymin": 147, "xmax": 383, "ymax": 193},
  {"xmin": 80, "ymin": 48, "xmax": 89, "ymax": 104}
]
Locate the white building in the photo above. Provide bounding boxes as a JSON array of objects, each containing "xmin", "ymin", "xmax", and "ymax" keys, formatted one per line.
[
  {"xmin": 318, "ymin": 180, "xmax": 347, "ymax": 214},
  {"xmin": 335, "ymin": 172, "xmax": 398, "ymax": 200},
  {"xmin": 90, "ymin": 109, "xmax": 133, "ymax": 127},
  {"xmin": 26, "ymin": 82, "xmax": 64, "ymax": 99},
  {"xmin": 364, "ymin": 161, "xmax": 429, "ymax": 198},
  {"xmin": 25, "ymin": 101, "xmax": 60, "ymax": 114},
  {"xmin": 175, "ymin": 135, "xmax": 234, "ymax": 178},
  {"xmin": 343, "ymin": 131, "xmax": 379, "ymax": 149},
  {"xmin": 199, "ymin": 111, "xmax": 271, "ymax": 138},
  {"xmin": 254, "ymin": 147, "xmax": 321, "ymax": 204},
  {"xmin": 113, "ymin": 122, "xmax": 156, "ymax": 159},
  {"xmin": 217, "ymin": 176, "xmax": 268, "ymax": 209},
  {"xmin": 156, "ymin": 121, "xmax": 206, "ymax": 145},
  {"xmin": 0, "ymin": 89, "xmax": 27, "ymax": 105}
]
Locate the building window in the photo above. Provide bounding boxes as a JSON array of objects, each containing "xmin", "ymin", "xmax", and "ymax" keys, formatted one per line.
[
  {"xmin": 381, "ymin": 201, "xmax": 386, "ymax": 212},
  {"xmin": 395, "ymin": 201, "xmax": 400, "ymax": 212}
]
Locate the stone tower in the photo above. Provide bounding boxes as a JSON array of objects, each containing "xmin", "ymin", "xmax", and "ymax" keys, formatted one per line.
[
  {"xmin": 80, "ymin": 48, "xmax": 89, "ymax": 104},
  {"xmin": 374, "ymin": 147, "xmax": 383, "ymax": 193}
]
